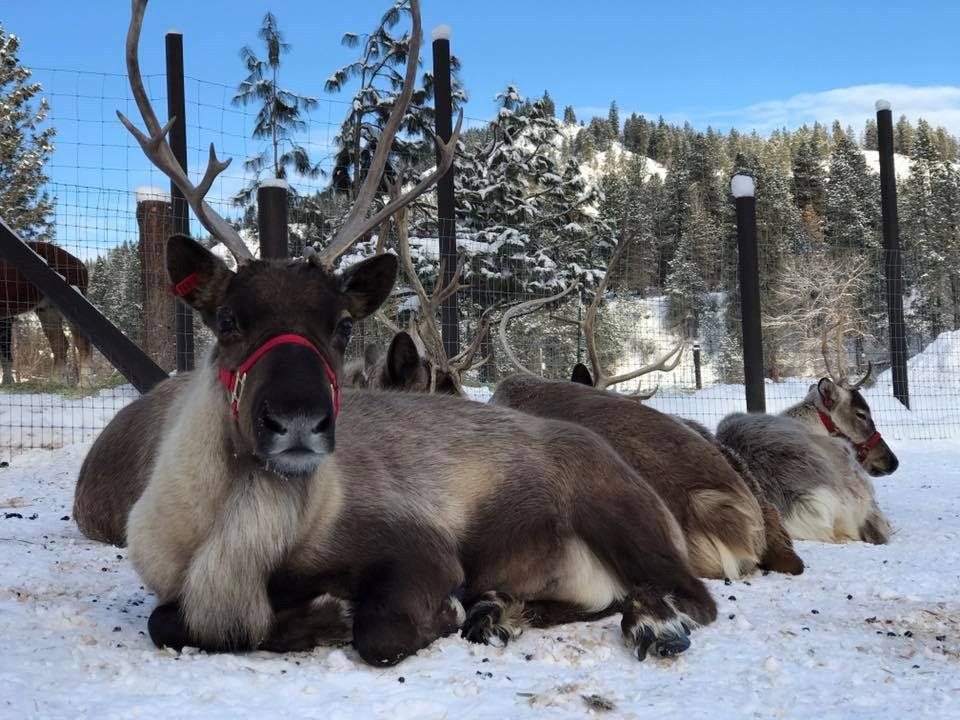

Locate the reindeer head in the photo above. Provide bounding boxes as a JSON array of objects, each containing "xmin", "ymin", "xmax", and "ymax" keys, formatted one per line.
[
  {"xmin": 371, "ymin": 331, "xmax": 459, "ymax": 395},
  {"xmin": 168, "ymin": 235, "xmax": 397, "ymax": 476},
  {"xmin": 814, "ymin": 367, "xmax": 899, "ymax": 477},
  {"xmin": 121, "ymin": 0, "xmax": 460, "ymax": 473}
]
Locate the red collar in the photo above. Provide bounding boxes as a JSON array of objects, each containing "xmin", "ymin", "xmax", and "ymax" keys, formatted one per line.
[
  {"xmin": 816, "ymin": 408, "xmax": 882, "ymax": 464},
  {"xmin": 217, "ymin": 334, "xmax": 340, "ymax": 420}
]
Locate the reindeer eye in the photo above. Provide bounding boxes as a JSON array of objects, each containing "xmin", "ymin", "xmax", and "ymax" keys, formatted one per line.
[
  {"xmin": 855, "ymin": 411, "xmax": 868, "ymax": 420},
  {"xmin": 337, "ymin": 318, "xmax": 353, "ymax": 342},
  {"xmin": 216, "ymin": 306, "xmax": 237, "ymax": 336}
]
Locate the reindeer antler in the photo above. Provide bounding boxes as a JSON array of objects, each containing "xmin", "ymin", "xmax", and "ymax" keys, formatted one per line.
[
  {"xmin": 118, "ymin": 0, "xmax": 253, "ymax": 263},
  {"xmin": 314, "ymin": 0, "xmax": 463, "ymax": 270},
  {"xmin": 500, "ymin": 233, "xmax": 683, "ymax": 396}
]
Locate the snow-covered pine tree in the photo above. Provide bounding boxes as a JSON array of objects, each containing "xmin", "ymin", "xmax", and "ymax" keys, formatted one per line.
[
  {"xmin": 0, "ymin": 24, "xmax": 55, "ymax": 240},
  {"xmin": 325, "ymin": 0, "xmax": 465, "ymax": 201},
  {"xmin": 231, "ymin": 12, "xmax": 321, "ymax": 206},
  {"xmin": 562, "ymin": 105, "xmax": 576, "ymax": 125},
  {"xmin": 825, "ymin": 121, "xmax": 880, "ymax": 253},
  {"xmin": 608, "ymin": 100, "xmax": 620, "ymax": 137}
]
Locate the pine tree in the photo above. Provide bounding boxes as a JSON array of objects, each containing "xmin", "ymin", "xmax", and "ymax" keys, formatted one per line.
[
  {"xmin": 232, "ymin": 13, "xmax": 321, "ymax": 205},
  {"xmin": 325, "ymin": 0, "xmax": 464, "ymax": 199},
  {"xmin": 824, "ymin": 123, "xmax": 879, "ymax": 252},
  {"xmin": 894, "ymin": 115, "xmax": 914, "ymax": 156},
  {"xmin": 541, "ymin": 90, "xmax": 556, "ymax": 118},
  {"xmin": 608, "ymin": 100, "xmax": 620, "ymax": 137},
  {"xmin": 863, "ymin": 119, "xmax": 878, "ymax": 150},
  {"xmin": 562, "ymin": 105, "xmax": 576, "ymax": 124},
  {"xmin": 0, "ymin": 24, "xmax": 55, "ymax": 240}
]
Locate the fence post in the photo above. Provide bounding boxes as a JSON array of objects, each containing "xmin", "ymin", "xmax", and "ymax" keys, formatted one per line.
[
  {"xmin": 732, "ymin": 174, "xmax": 766, "ymax": 413},
  {"xmin": 165, "ymin": 31, "xmax": 194, "ymax": 372},
  {"xmin": 258, "ymin": 180, "xmax": 289, "ymax": 260},
  {"xmin": 432, "ymin": 24, "xmax": 458, "ymax": 360},
  {"xmin": 875, "ymin": 99, "xmax": 910, "ymax": 408},
  {"xmin": 693, "ymin": 342, "xmax": 702, "ymax": 390},
  {"xmin": 136, "ymin": 187, "xmax": 176, "ymax": 371}
]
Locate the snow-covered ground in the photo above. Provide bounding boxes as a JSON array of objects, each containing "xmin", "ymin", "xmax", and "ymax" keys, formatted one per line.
[{"xmin": 1, "ymin": 436, "xmax": 958, "ymax": 719}]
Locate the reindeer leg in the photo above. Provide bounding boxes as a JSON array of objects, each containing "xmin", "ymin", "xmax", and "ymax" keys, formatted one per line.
[
  {"xmin": 36, "ymin": 304, "xmax": 69, "ymax": 383},
  {"xmin": 460, "ymin": 591, "xmax": 617, "ymax": 647},
  {"xmin": 68, "ymin": 321, "xmax": 93, "ymax": 387},
  {"xmin": 0, "ymin": 317, "xmax": 13, "ymax": 384},
  {"xmin": 351, "ymin": 547, "xmax": 464, "ymax": 667}
]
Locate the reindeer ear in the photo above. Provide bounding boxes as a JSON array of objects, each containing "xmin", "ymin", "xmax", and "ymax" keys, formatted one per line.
[
  {"xmin": 571, "ymin": 363, "xmax": 594, "ymax": 386},
  {"xmin": 386, "ymin": 331, "xmax": 420, "ymax": 385},
  {"xmin": 166, "ymin": 234, "xmax": 234, "ymax": 326},
  {"xmin": 340, "ymin": 254, "xmax": 398, "ymax": 320},
  {"xmin": 818, "ymin": 378, "xmax": 839, "ymax": 409}
]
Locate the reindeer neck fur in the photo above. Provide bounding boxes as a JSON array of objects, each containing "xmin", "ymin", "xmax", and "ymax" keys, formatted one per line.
[
  {"xmin": 780, "ymin": 385, "xmax": 830, "ymax": 436},
  {"xmin": 128, "ymin": 359, "xmax": 344, "ymax": 650}
]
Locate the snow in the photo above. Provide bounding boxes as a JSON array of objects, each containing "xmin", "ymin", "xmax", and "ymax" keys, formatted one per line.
[
  {"xmin": 861, "ymin": 150, "xmax": 914, "ymax": 178},
  {"xmin": 430, "ymin": 24, "xmax": 452, "ymax": 41},
  {"xmin": 876, "ymin": 99, "xmax": 892, "ymax": 112},
  {"xmin": 731, "ymin": 174, "xmax": 756, "ymax": 198},
  {"xmin": 258, "ymin": 178, "xmax": 290, "ymax": 190},
  {"xmin": 2, "ymin": 433, "xmax": 959, "ymax": 717},
  {"xmin": 134, "ymin": 186, "xmax": 169, "ymax": 204}
]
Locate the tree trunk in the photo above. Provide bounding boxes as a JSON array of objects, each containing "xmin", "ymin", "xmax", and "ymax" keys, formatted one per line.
[{"xmin": 136, "ymin": 198, "xmax": 176, "ymax": 371}]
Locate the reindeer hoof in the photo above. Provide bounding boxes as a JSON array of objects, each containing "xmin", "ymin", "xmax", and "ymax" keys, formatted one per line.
[
  {"xmin": 461, "ymin": 591, "xmax": 524, "ymax": 647},
  {"xmin": 626, "ymin": 617, "xmax": 692, "ymax": 661}
]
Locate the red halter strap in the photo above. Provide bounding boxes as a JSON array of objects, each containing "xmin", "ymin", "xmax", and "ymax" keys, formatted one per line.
[
  {"xmin": 816, "ymin": 408, "xmax": 882, "ymax": 464},
  {"xmin": 217, "ymin": 334, "xmax": 340, "ymax": 421}
]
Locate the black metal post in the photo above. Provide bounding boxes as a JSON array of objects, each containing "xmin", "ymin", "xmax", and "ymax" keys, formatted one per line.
[
  {"xmin": 732, "ymin": 175, "xmax": 765, "ymax": 413},
  {"xmin": 432, "ymin": 26, "xmax": 458, "ymax": 359},
  {"xmin": 0, "ymin": 219, "xmax": 167, "ymax": 392},
  {"xmin": 693, "ymin": 342, "xmax": 702, "ymax": 390},
  {"xmin": 876, "ymin": 101, "xmax": 910, "ymax": 408},
  {"xmin": 165, "ymin": 31, "xmax": 194, "ymax": 372},
  {"xmin": 257, "ymin": 181, "xmax": 289, "ymax": 260}
]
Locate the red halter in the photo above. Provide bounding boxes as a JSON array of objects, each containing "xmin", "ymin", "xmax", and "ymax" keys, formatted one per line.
[
  {"xmin": 816, "ymin": 408, "xmax": 883, "ymax": 464},
  {"xmin": 217, "ymin": 334, "xmax": 340, "ymax": 421}
]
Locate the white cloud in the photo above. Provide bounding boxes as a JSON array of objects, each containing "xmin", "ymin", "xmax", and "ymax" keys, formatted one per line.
[{"xmin": 705, "ymin": 84, "xmax": 960, "ymax": 135}]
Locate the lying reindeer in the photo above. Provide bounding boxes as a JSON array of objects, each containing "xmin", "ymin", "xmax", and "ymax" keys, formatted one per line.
[
  {"xmin": 345, "ymin": 330, "xmax": 459, "ymax": 395},
  {"xmin": 114, "ymin": 0, "xmax": 716, "ymax": 666},
  {"xmin": 493, "ymin": 368, "xmax": 804, "ymax": 579},
  {"xmin": 716, "ymin": 368, "xmax": 898, "ymax": 545},
  {"xmin": 129, "ymin": 234, "xmax": 716, "ymax": 665},
  {"xmin": 495, "ymin": 251, "xmax": 803, "ymax": 579}
]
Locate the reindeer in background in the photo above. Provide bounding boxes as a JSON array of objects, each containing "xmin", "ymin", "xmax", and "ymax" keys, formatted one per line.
[
  {"xmin": 0, "ymin": 241, "xmax": 93, "ymax": 386},
  {"xmin": 716, "ymin": 333, "xmax": 899, "ymax": 545},
  {"xmin": 494, "ymin": 233, "xmax": 804, "ymax": 579}
]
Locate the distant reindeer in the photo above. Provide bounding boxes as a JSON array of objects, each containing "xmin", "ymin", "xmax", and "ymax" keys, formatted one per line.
[
  {"xmin": 496, "ymin": 294, "xmax": 804, "ymax": 579},
  {"xmin": 112, "ymin": 0, "xmax": 716, "ymax": 666},
  {"xmin": 716, "ymin": 363, "xmax": 898, "ymax": 545},
  {"xmin": 345, "ymin": 330, "xmax": 460, "ymax": 395},
  {"xmin": 0, "ymin": 241, "xmax": 93, "ymax": 385}
]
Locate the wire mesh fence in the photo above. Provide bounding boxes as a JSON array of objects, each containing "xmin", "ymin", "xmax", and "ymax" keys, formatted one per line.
[{"xmin": 1, "ymin": 68, "xmax": 958, "ymax": 456}]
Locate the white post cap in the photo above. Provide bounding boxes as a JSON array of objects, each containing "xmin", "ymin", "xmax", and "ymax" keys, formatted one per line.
[
  {"xmin": 135, "ymin": 186, "xmax": 170, "ymax": 203},
  {"xmin": 875, "ymin": 99, "xmax": 891, "ymax": 111},
  {"xmin": 259, "ymin": 178, "xmax": 290, "ymax": 190},
  {"xmin": 431, "ymin": 24, "xmax": 452, "ymax": 41},
  {"xmin": 731, "ymin": 174, "xmax": 755, "ymax": 198}
]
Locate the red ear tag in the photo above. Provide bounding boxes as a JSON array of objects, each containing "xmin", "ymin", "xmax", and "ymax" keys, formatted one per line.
[{"xmin": 171, "ymin": 271, "xmax": 202, "ymax": 297}]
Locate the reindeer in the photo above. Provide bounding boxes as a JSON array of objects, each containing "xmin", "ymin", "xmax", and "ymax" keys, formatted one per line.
[
  {"xmin": 111, "ymin": 0, "xmax": 716, "ymax": 665},
  {"xmin": 345, "ymin": 330, "xmax": 460, "ymax": 395},
  {"xmin": 494, "ymin": 260, "xmax": 804, "ymax": 579},
  {"xmin": 716, "ymin": 363, "xmax": 898, "ymax": 545}
]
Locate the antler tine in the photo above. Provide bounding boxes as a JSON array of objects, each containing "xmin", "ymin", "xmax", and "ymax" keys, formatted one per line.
[
  {"xmin": 600, "ymin": 342, "xmax": 684, "ymax": 390},
  {"xmin": 498, "ymin": 280, "xmax": 580, "ymax": 377},
  {"xmin": 849, "ymin": 361, "xmax": 873, "ymax": 390},
  {"xmin": 582, "ymin": 234, "xmax": 630, "ymax": 386},
  {"xmin": 450, "ymin": 304, "xmax": 497, "ymax": 371},
  {"xmin": 629, "ymin": 384, "xmax": 660, "ymax": 401},
  {"xmin": 820, "ymin": 316, "xmax": 839, "ymax": 381},
  {"xmin": 119, "ymin": 0, "xmax": 252, "ymax": 262}
]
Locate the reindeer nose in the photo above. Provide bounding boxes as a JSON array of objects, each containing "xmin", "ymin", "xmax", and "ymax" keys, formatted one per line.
[{"xmin": 258, "ymin": 402, "xmax": 331, "ymax": 446}]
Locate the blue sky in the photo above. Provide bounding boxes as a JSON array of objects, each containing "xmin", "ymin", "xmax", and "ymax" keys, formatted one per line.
[{"xmin": 3, "ymin": 0, "xmax": 960, "ymax": 252}]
